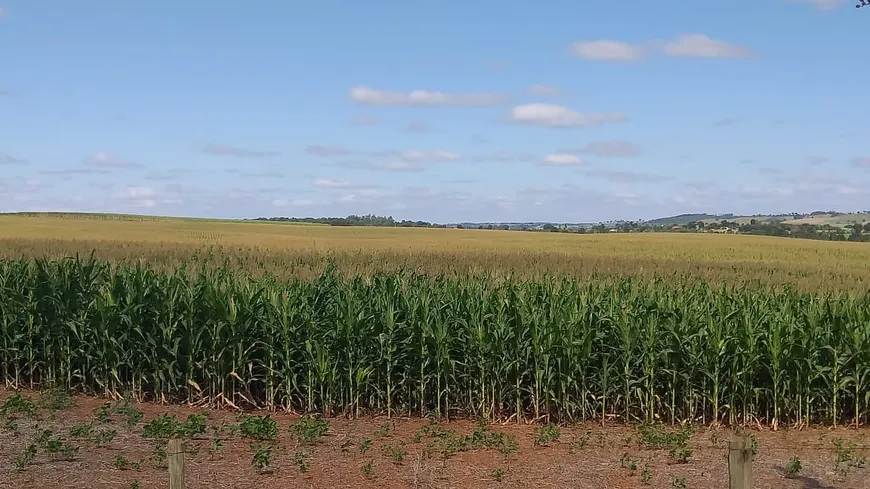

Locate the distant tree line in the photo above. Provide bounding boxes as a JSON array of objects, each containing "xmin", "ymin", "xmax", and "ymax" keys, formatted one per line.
[
  {"xmin": 251, "ymin": 214, "xmax": 445, "ymax": 228},
  {"xmin": 252, "ymin": 213, "xmax": 870, "ymax": 243}
]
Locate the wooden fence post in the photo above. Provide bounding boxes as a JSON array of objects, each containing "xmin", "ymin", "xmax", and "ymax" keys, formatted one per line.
[
  {"xmin": 728, "ymin": 435, "xmax": 752, "ymax": 489},
  {"xmin": 168, "ymin": 439, "xmax": 185, "ymax": 489}
]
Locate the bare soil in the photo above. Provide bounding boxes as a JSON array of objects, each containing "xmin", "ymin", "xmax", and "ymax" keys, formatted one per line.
[{"xmin": 0, "ymin": 389, "xmax": 868, "ymax": 489}]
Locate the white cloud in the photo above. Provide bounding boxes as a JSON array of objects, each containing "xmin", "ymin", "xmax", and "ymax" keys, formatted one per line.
[
  {"xmin": 349, "ymin": 86, "xmax": 507, "ymax": 106},
  {"xmin": 527, "ymin": 84, "xmax": 563, "ymax": 96},
  {"xmin": 571, "ymin": 40, "xmax": 648, "ymax": 61},
  {"xmin": 313, "ymin": 178, "xmax": 379, "ymax": 190},
  {"xmin": 398, "ymin": 150, "xmax": 460, "ymax": 163},
  {"xmin": 542, "ymin": 153, "xmax": 584, "ymax": 166},
  {"xmin": 121, "ymin": 186, "xmax": 155, "ymax": 199},
  {"xmin": 203, "ymin": 144, "xmax": 280, "ymax": 158},
  {"xmin": 785, "ymin": 0, "xmax": 844, "ymax": 10},
  {"xmin": 87, "ymin": 152, "xmax": 140, "ymax": 168},
  {"xmin": 663, "ymin": 34, "xmax": 753, "ymax": 58},
  {"xmin": 510, "ymin": 103, "xmax": 627, "ymax": 127}
]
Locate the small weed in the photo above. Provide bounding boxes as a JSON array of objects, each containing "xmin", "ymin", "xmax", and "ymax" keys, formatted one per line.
[
  {"xmin": 669, "ymin": 445, "xmax": 692, "ymax": 464},
  {"xmin": 293, "ymin": 450, "xmax": 311, "ymax": 473},
  {"xmin": 622, "ymin": 434, "xmax": 634, "ymax": 446},
  {"xmin": 94, "ymin": 403, "xmax": 112, "ymax": 423},
  {"xmin": 69, "ymin": 422, "xmax": 94, "ymax": 439},
  {"xmin": 116, "ymin": 405, "xmax": 144, "ymax": 429},
  {"xmin": 785, "ymin": 456, "xmax": 802, "ymax": 478},
  {"xmin": 142, "ymin": 413, "xmax": 207, "ymax": 440},
  {"xmin": 340, "ymin": 439, "xmax": 353, "ymax": 454},
  {"xmin": 621, "ymin": 453, "xmax": 639, "ymax": 473},
  {"xmin": 210, "ymin": 435, "xmax": 224, "ymax": 455},
  {"xmin": 113, "ymin": 454, "xmax": 130, "ymax": 470},
  {"xmin": 362, "ymin": 460, "xmax": 374, "ymax": 479},
  {"xmin": 12, "ymin": 444, "xmax": 37, "ymax": 470},
  {"xmin": 1, "ymin": 391, "xmax": 36, "ymax": 417},
  {"xmin": 39, "ymin": 388, "xmax": 74, "ymax": 411},
  {"xmin": 142, "ymin": 414, "xmax": 177, "ymax": 439},
  {"xmin": 832, "ymin": 438, "xmax": 866, "ymax": 480},
  {"xmin": 374, "ymin": 423, "xmax": 391, "ymax": 438},
  {"xmin": 238, "ymin": 414, "xmax": 278, "ymax": 441},
  {"xmin": 572, "ymin": 431, "xmax": 591, "ymax": 451},
  {"xmin": 290, "ymin": 415, "xmax": 329, "ymax": 445},
  {"xmin": 95, "ymin": 428, "xmax": 118, "ymax": 446},
  {"xmin": 672, "ymin": 475, "xmax": 687, "ymax": 489},
  {"xmin": 641, "ymin": 462, "xmax": 652, "ymax": 484},
  {"xmin": 359, "ymin": 437, "xmax": 372, "ymax": 455},
  {"xmin": 533, "ymin": 423, "xmax": 560, "ymax": 447},
  {"xmin": 41, "ymin": 434, "xmax": 78, "ymax": 461},
  {"xmin": 151, "ymin": 440, "xmax": 168, "ymax": 466},
  {"xmin": 251, "ymin": 442, "xmax": 274, "ymax": 473},
  {"xmin": 129, "ymin": 481, "xmax": 140, "ymax": 489},
  {"xmin": 2, "ymin": 417, "xmax": 19, "ymax": 434},
  {"xmin": 492, "ymin": 467, "xmax": 505, "ymax": 481},
  {"xmin": 384, "ymin": 443, "xmax": 407, "ymax": 465},
  {"xmin": 637, "ymin": 424, "xmax": 693, "ymax": 450}
]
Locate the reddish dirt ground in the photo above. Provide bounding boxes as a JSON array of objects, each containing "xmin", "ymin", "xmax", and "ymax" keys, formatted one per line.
[{"xmin": 1, "ymin": 389, "xmax": 869, "ymax": 489}]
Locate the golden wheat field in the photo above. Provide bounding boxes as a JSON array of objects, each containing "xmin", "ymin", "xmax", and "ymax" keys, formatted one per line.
[{"xmin": 0, "ymin": 213, "xmax": 869, "ymax": 291}]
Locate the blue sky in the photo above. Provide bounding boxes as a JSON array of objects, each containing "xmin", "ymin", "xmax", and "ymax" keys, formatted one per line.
[{"xmin": 1, "ymin": 0, "xmax": 868, "ymax": 223}]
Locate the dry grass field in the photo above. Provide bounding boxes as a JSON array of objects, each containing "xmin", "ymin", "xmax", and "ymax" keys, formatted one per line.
[{"xmin": 1, "ymin": 213, "xmax": 869, "ymax": 291}]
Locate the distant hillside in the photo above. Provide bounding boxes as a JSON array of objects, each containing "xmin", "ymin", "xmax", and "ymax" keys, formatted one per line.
[{"xmin": 646, "ymin": 214, "xmax": 732, "ymax": 226}]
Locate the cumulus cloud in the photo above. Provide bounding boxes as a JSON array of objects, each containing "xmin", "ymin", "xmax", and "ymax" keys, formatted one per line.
[
  {"xmin": 542, "ymin": 153, "xmax": 584, "ymax": 166},
  {"xmin": 663, "ymin": 34, "xmax": 753, "ymax": 58},
  {"xmin": 203, "ymin": 144, "xmax": 281, "ymax": 158},
  {"xmin": 527, "ymin": 84, "xmax": 563, "ymax": 96},
  {"xmin": 86, "ymin": 152, "xmax": 141, "ymax": 168},
  {"xmin": 571, "ymin": 40, "xmax": 649, "ymax": 61},
  {"xmin": 118, "ymin": 186, "xmax": 156, "ymax": 208},
  {"xmin": 349, "ymin": 86, "xmax": 507, "ymax": 106},
  {"xmin": 307, "ymin": 146, "xmax": 461, "ymax": 172},
  {"xmin": 509, "ymin": 103, "xmax": 627, "ymax": 127},
  {"xmin": 572, "ymin": 35, "xmax": 752, "ymax": 61}
]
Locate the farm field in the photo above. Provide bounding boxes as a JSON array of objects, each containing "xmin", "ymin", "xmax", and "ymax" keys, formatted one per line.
[
  {"xmin": 1, "ymin": 213, "xmax": 870, "ymax": 488},
  {"xmin": 1, "ymin": 213, "xmax": 870, "ymax": 291}
]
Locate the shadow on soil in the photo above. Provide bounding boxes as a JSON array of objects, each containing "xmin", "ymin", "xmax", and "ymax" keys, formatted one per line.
[{"xmin": 775, "ymin": 466, "xmax": 837, "ymax": 489}]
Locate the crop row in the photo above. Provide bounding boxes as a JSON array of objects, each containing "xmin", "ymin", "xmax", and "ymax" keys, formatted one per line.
[{"xmin": 1, "ymin": 257, "xmax": 869, "ymax": 426}]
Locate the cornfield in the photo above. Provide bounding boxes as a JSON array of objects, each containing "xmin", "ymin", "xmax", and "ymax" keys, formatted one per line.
[{"xmin": 2, "ymin": 256, "xmax": 870, "ymax": 427}]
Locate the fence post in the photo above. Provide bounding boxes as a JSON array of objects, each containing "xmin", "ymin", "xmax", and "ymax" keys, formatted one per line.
[
  {"xmin": 168, "ymin": 439, "xmax": 185, "ymax": 489},
  {"xmin": 728, "ymin": 435, "xmax": 752, "ymax": 489}
]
